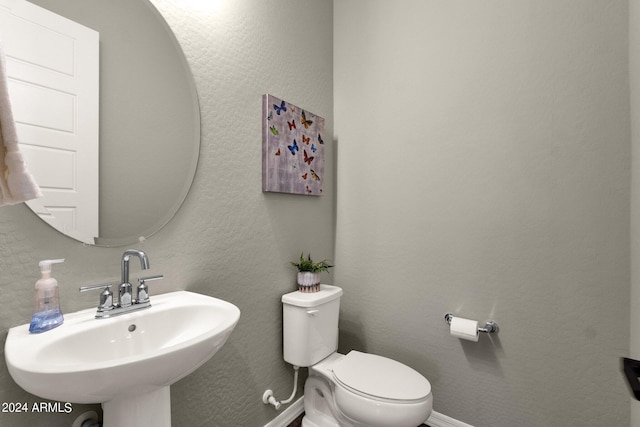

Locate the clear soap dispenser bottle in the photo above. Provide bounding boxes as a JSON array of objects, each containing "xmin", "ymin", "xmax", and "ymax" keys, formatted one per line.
[{"xmin": 29, "ymin": 259, "xmax": 65, "ymax": 334}]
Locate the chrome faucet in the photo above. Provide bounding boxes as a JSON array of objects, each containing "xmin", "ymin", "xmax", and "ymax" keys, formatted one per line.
[
  {"xmin": 120, "ymin": 249, "xmax": 150, "ymax": 307},
  {"xmin": 80, "ymin": 249, "xmax": 163, "ymax": 319}
]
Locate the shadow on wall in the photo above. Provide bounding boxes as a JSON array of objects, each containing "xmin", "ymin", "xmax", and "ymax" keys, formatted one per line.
[
  {"xmin": 458, "ymin": 334, "xmax": 505, "ymax": 377},
  {"xmin": 337, "ymin": 315, "xmax": 367, "ymax": 354},
  {"xmin": 337, "ymin": 310, "xmax": 505, "ymax": 385}
]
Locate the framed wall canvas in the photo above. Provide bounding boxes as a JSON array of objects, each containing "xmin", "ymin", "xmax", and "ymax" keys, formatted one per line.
[{"xmin": 262, "ymin": 94, "xmax": 326, "ymax": 196}]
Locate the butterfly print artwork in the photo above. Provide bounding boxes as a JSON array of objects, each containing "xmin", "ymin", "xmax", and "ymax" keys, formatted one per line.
[
  {"xmin": 303, "ymin": 150, "xmax": 314, "ymax": 165},
  {"xmin": 288, "ymin": 140, "xmax": 299, "ymax": 155},
  {"xmin": 262, "ymin": 94, "xmax": 325, "ymax": 196},
  {"xmin": 300, "ymin": 111, "xmax": 313, "ymax": 129},
  {"xmin": 273, "ymin": 100, "xmax": 286, "ymax": 115}
]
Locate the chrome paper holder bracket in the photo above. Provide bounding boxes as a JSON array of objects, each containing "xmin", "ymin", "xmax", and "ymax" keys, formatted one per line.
[{"xmin": 444, "ymin": 313, "xmax": 499, "ymax": 334}]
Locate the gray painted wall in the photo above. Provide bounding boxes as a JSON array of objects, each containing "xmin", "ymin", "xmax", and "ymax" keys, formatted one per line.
[
  {"xmin": 334, "ymin": 1, "xmax": 630, "ymax": 426},
  {"xmin": 630, "ymin": 0, "xmax": 640, "ymax": 425},
  {"xmin": 0, "ymin": 0, "xmax": 333, "ymax": 426},
  {"xmin": 0, "ymin": 0, "xmax": 633, "ymax": 426}
]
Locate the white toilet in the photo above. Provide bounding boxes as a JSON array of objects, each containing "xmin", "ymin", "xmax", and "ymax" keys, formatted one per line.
[{"xmin": 282, "ymin": 284, "xmax": 433, "ymax": 427}]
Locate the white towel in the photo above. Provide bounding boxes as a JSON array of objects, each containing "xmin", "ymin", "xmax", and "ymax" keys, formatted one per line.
[{"xmin": 0, "ymin": 42, "xmax": 42, "ymax": 206}]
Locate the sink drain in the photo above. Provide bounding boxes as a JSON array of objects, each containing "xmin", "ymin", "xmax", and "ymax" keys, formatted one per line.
[{"xmin": 128, "ymin": 324, "xmax": 136, "ymax": 332}]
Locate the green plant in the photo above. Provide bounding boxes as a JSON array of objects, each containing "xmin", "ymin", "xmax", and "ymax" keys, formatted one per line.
[{"xmin": 290, "ymin": 252, "xmax": 333, "ymax": 273}]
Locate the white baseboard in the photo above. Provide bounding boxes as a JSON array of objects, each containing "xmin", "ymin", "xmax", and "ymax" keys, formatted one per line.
[
  {"xmin": 263, "ymin": 396, "xmax": 305, "ymax": 427},
  {"xmin": 427, "ymin": 410, "xmax": 474, "ymax": 427},
  {"xmin": 262, "ymin": 396, "xmax": 473, "ymax": 427}
]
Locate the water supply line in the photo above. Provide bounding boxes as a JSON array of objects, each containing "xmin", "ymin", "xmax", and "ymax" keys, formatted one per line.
[{"xmin": 262, "ymin": 365, "xmax": 300, "ymax": 410}]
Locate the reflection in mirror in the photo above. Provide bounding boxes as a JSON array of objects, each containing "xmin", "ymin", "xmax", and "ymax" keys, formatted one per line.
[{"xmin": 1, "ymin": 0, "xmax": 200, "ymax": 246}]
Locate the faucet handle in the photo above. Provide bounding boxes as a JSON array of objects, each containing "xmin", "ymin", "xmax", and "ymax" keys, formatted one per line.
[
  {"xmin": 136, "ymin": 275, "xmax": 164, "ymax": 304},
  {"xmin": 79, "ymin": 283, "xmax": 114, "ymax": 312}
]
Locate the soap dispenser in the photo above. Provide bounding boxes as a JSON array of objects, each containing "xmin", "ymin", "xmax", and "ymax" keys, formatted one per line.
[{"xmin": 29, "ymin": 259, "xmax": 65, "ymax": 334}]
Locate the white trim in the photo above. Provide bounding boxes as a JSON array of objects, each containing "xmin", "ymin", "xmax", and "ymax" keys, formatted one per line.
[
  {"xmin": 427, "ymin": 410, "xmax": 475, "ymax": 427},
  {"xmin": 261, "ymin": 397, "xmax": 473, "ymax": 427},
  {"xmin": 263, "ymin": 396, "xmax": 305, "ymax": 427}
]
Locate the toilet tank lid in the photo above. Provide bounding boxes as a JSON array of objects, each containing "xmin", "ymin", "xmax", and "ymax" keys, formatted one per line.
[{"xmin": 282, "ymin": 284, "xmax": 343, "ymax": 307}]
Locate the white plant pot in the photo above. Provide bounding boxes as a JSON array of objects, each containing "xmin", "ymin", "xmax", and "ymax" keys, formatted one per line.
[{"xmin": 297, "ymin": 272, "xmax": 320, "ymax": 293}]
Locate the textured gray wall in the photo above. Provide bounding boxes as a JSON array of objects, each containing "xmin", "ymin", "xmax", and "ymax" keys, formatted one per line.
[
  {"xmin": 0, "ymin": 0, "xmax": 333, "ymax": 426},
  {"xmin": 334, "ymin": 1, "xmax": 630, "ymax": 426},
  {"xmin": 0, "ymin": 1, "xmax": 632, "ymax": 426},
  {"xmin": 631, "ymin": 0, "xmax": 640, "ymax": 424}
]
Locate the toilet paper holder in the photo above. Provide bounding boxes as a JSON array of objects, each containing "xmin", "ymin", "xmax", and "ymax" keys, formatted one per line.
[{"xmin": 444, "ymin": 313, "xmax": 499, "ymax": 334}]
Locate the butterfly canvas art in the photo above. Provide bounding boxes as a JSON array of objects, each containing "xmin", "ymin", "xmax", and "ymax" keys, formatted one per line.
[{"xmin": 262, "ymin": 94, "xmax": 326, "ymax": 196}]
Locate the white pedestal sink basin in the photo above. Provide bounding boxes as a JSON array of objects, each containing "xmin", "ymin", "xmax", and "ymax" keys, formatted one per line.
[{"xmin": 5, "ymin": 291, "xmax": 240, "ymax": 427}]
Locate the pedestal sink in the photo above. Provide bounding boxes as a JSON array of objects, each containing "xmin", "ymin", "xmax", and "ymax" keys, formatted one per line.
[{"xmin": 5, "ymin": 291, "xmax": 240, "ymax": 427}]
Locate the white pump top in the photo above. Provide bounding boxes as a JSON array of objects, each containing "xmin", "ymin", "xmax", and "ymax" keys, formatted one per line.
[{"xmin": 38, "ymin": 259, "xmax": 64, "ymax": 274}]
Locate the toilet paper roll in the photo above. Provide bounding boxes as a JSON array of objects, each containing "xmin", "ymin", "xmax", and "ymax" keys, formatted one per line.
[{"xmin": 450, "ymin": 316, "xmax": 479, "ymax": 342}]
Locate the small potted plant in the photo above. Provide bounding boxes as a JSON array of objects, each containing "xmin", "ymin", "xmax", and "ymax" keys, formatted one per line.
[{"xmin": 291, "ymin": 252, "xmax": 333, "ymax": 293}]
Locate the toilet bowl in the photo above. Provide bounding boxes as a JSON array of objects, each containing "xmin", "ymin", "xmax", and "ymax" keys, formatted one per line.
[
  {"xmin": 282, "ymin": 285, "xmax": 433, "ymax": 427},
  {"xmin": 303, "ymin": 351, "xmax": 432, "ymax": 427}
]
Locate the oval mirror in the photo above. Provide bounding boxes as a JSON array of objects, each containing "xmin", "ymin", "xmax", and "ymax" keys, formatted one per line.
[{"xmin": 4, "ymin": 0, "xmax": 200, "ymax": 247}]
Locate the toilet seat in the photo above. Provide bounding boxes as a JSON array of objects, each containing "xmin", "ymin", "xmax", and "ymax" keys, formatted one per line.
[{"xmin": 331, "ymin": 351, "xmax": 431, "ymax": 403}]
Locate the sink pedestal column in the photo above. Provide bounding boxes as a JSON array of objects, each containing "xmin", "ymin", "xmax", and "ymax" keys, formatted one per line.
[{"xmin": 102, "ymin": 386, "xmax": 171, "ymax": 427}]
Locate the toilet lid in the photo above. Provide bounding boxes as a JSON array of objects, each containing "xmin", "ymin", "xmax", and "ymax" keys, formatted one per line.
[{"xmin": 332, "ymin": 351, "xmax": 431, "ymax": 401}]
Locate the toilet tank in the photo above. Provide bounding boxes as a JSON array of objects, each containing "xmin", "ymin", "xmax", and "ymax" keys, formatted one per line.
[{"xmin": 281, "ymin": 284, "xmax": 343, "ymax": 367}]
